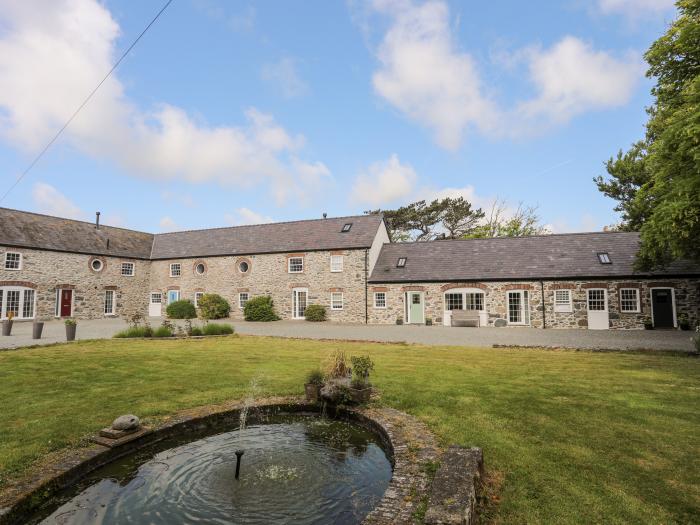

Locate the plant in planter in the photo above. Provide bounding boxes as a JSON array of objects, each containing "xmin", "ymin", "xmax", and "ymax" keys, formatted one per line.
[
  {"xmin": 1, "ymin": 311, "xmax": 14, "ymax": 336},
  {"xmin": 319, "ymin": 350, "xmax": 352, "ymax": 404},
  {"xmin": 396, "ymin": 317, "xmax": 403, "ymax": 325},
  {"xmin": 348, "ymin": 355, "xmax": 374, "ymax": 404},
  {"xmin": 643, "ymin": 317, "xmax": 654, "ymax": 330},
  {"xmin": 64, "ymin": 318, "xmax": 77, "ymax": 341},
  {"xmin": 425, "ymin": 317, "xmax": 433, "ymax": 326},
  {"xmin": 304, "ymin": 369, "xmax": 324, "ymax": 402},
  {"xmin": 678, "ymin": 313, "xmax": 690, "ymax": 331}
]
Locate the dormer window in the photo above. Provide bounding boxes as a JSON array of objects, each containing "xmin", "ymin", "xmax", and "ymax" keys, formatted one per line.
[
  {"xmin": 597, "ymin": 252, "xmax": 611, "ymax": 264},
  {"xmin": 341, "ymin": 223, "xmax": 352, "ymax": 232},
  {"xmin": 396, "ymin": 257, "xmax": 407, "ymax": 268}
]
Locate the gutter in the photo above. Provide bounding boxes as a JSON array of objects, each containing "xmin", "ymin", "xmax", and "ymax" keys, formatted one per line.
[
  {"xmin": 364, "ymin": 249, "xmax": 369, "ymax": 324},
  {"xmin": 540, "ymin": 280, "xmax": 546, "ymax": 329}
]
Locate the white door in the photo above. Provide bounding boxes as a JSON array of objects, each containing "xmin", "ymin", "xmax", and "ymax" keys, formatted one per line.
[
  {"xmin": 507, "ymin": 290, "xmax": 530, "ymax": 325},
  {"xmin": 293, "ymin": 288, "xmax": 308, "ymax": 319},
  {"xmin": 587, "ymin": 289, "xmax": 609, "ymax": 330},
  {"xmin": 149, "ymin": 293, "xmax": 162, "ymax": 317}
]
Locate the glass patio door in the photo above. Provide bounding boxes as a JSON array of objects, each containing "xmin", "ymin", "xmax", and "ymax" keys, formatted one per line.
[{"xmin": 293, "ymin": 288, "xmax": 308, "ymax": 319}]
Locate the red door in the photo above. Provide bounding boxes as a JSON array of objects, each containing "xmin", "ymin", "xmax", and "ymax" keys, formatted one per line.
[{"xmin": 60, "ymin": 289, "xmax": 72, "ymax": 317}]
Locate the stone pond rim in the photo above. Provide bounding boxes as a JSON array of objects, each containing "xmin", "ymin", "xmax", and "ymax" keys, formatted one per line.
[{"xmin": 0, "ymin": 397, "xmax": 482, "ymax": 524}]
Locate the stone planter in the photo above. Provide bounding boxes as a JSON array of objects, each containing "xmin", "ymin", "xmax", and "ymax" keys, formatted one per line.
[
  {"xmin": 65, "ymin": 324, "xmax": 77, "ymax": 341},
  {"xmin": 2, "ymin": 320, "xmax": 13, "ymax": 336},
  {"xmin": 349, "ymin": 387, "xmax": 371, "ymax": 404},
  {"xmin": 32, "ymin": 322, "xmax": 44, "ymax": 340},
  {"xmin": 304, "ymin": 383, "xmax": 322, "ymax": 403}
]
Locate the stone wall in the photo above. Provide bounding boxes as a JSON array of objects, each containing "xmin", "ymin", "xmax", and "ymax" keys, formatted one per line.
[
  {"xmin": 149, "ymin": 249, "xmax": 368, "ymax": 322},
  {"xmin": 0, "ymin": 246, "xmax": 150, "ymax": 321},
  {"xmin": 368, "ymin": 278, "xmax": 700, "ymax": 329}
]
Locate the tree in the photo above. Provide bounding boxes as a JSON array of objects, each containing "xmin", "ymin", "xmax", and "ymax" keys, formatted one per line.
[
  {"xmin": 465, "ymin": 200, "xmax": 550, "ymax": 238},
  {"xmin": 594, "ymin": 0, "xmax": 700, "ymax": 269},
  {"xmin": 441, "ymin": 197, "xmax": 485, "ymax": 238},
  {"xmin": 366, "ymin": 197, "xmax": 484, "ymax": 241}
]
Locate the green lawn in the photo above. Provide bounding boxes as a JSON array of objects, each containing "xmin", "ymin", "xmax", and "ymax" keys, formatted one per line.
[{"xmin": 0, "ymin": 336, "xmax": 698, "ymax": 523}]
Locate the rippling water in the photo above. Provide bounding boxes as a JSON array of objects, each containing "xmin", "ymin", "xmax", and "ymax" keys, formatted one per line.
[{"xmin": 28, "ymin": 415, "xmax": 392, "ymax": 525}]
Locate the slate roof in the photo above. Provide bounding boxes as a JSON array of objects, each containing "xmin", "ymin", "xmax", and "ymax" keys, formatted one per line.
[
  {"xmin": 149, "ymin": 214, "xmax": 385, "ymax": 259},
  {"xmin": 369, "ymin": 232, "xmax": 700, "ymax": 282},
  {"xmin": 0, "ymin": 207, "xmax": 385, "ymax": 259},
  {"xmin": 0, "ymin": 207, "xmax": 154, "ymax": 259}
]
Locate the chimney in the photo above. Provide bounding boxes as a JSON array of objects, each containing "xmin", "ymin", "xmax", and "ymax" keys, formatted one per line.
[
  {"xmin": 323, "ymin": 212, "xmax": 327, "ymax": 219},
  {"xmin": 95, "ymin": 211, "xmax": 101, "ymax": 229}
]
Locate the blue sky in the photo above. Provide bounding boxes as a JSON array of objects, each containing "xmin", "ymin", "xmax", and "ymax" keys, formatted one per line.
[{"xmin": 0, "ymin": 0, "xmax": 677, "ymax": 233}]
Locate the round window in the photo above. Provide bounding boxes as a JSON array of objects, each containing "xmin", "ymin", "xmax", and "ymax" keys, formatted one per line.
[
  {"xmin": 238, "ymin": 261, "xmax": 250, "ymax": 273},
  {"xmin": 91, "ymin": 259, "xmax": 103, "ymax": 272},
  {"xmin": 195, "ymin": 263, "xmax": 206, "ymax": 275}
]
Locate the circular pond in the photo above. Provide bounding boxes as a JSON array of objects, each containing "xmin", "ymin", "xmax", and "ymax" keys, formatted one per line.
[{"xmin": 28, "ymin": 414, "xmax": 392, "ymax": 525}]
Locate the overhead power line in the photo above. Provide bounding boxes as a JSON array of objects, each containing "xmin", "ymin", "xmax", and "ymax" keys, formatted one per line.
[{"xmin": 0, "ymin": 0, "xmax": 174, "ymax": 205}]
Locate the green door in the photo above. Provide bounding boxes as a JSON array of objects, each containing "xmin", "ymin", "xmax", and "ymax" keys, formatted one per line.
[{"xmin": 409, "ymin": 292, "xmax": 424, "ymax": 324}]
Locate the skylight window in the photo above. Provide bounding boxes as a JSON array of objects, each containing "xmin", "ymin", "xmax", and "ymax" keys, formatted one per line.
[
  {"xmin": 341, "ymin": 223, "xmax": 352, "ymax": 232},
  {"xmin": 396, "ymin": 257, "xmax": 407, "ymax": 268},
  {"xmin": 597, "ymin": 252, "xmax": 611, "ymax": 264}
]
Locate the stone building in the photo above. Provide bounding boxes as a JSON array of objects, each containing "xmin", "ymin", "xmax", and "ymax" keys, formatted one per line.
[
  {"xmin": 367, "ymin": 234, "xmax": 700, "ymax": 330},
  {"xmin": 1, "ymin": 206, "xmax": 698, "ymax": 330}
]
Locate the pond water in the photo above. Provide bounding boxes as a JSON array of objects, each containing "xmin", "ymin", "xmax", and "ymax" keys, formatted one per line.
[{"xmin": 28, "ymin": 414, "xmax": 392, "ymax": 525}]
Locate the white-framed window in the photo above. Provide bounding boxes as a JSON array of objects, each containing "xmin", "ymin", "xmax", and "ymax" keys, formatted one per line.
[
  {"xmin": 239, "ymin": 292, "xmax": 249, "ymax": 309},
  {"xmin": 465, "ymin": 292, "xmax": 484, "ymax": 311},
  {"xmin": 0, "ymin": 286, "xmax": 35, "ymax": 320},
  {"xmin": 169, "ymin": 263, "xmax": 181, "ymax": 277},
  {"xmin": 121, "ymin": 262, "xmax": 135, "ymax": 276},
  {"xmin": 330, "ymin": 255, "xmax": 343, "ymax": 273},
  {"xmin": 195, "ymin": 263, "xmax": 206, "ymax": 275},
  {"xmin": 507, "ymin": 290, "xmax": 530, "ymax": 325},
  {"xmin": 194, "ymin": 292, "xmax": 204, "ymax": 308},
  {"xmin": 104, "ymin": 290, "xmax": 115, "ymax": 315},
  {"xmin": 288, "ymin": 257, "xmax": 304, "ymax": 273},
  {"xmin": 331, "ymin": 292, "xmax": 343, "ymax": 310},
  {"xmin": 445, "ymin": 293, "xmax": 463, "ymax": 311},
  {"xmin": 374, "ymin": 292, "xmax": 387, "ymax": 309},
  {"xmin": 620, "ymin": 288, "xmax": 640, "ymax": 313},
  {"xmin": 4, "ymin": 252, "xmax": 21, "ymax": 270},
  {"xmin": 90, "ymin": 258, "xmax": 103, "ymax": 272},
  {"xmin": 554, "ymin": 289, "xmax": 573, "ymax": 313}
]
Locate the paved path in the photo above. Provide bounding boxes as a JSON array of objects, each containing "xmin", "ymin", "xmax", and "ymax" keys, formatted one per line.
[{"xmin": 1, "ymin": 318, "xmax": 695, "ymax": 352}]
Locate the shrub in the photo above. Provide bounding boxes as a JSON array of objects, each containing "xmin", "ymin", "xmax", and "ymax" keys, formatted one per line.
[
  {"xmin": 152, "ymin": 325, "xmax": 173, "ymax": 338},
  {"xmin": 350, "ymin": 355, "xmax": 374, "ymax": 386},
  {"xmin": 324, "ymin": 349, "xmax": 349, "ymax": 379},
  {"xmin": 304, "ymin": 304, "xmax": 326, "ymax": 322},
  {"xmin": 198, "ymin": 294, "xmax": 231, "ymax": 320},
  {"xmin": 190, "ymin": 326, "xmax": 203, "ymax": 336},
  {"xmin": 306, "ymin": 369, "xmax": 324, "ymax": 385},
  {"xmin": 244, "ymin": 295, "xmax": 280, "ymax": 322},
  {"xmin": 166, "ymin": 299, "xmax": 196, "ymax": 319},
  {"xmin": 114, "ymin": 326, "xmax": 153, "ymax": 338},
  {"xmin": 202, "ymin": 323, "xmax": 234, "ymax": 336}
]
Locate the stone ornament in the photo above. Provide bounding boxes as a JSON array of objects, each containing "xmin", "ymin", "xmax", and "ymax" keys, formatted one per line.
[{"xmin": 112, "ymin": 414, "xmax": 140, "ymax": 431}]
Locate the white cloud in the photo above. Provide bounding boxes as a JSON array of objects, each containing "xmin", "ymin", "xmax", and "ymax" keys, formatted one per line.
[
  {"xmin": 32, "ymin": 182, "xmax": 85, "ymax": 220},
  {"xmin": 365, "ymin": 1, "xmax": 643, "ymax": 149},
  {"xmin": 370, "ymin": 0, "xmax": 501, "ymax": 150},
  {"xmin": 0, "ymin": 0, "xmax": 327, "ymax": 204},
  {"xmin": 351, "ymin": 154, "xmax": 417, "ymax": 206},
  {"xmin": 515, "ymin": 37, "xmax": 644, "ymax": 128},
  {"xmin": 159, "ymin": 216, "xmax": 179, "ymax": 232},
  {"xmin": 31, "ymin": 181, "xmax": 126, "ymax": 227},
  {"xmin": 598, "ymin": 0, "xmax": 675, "ymax": 16},
  {"xmin": 261, "ymin": 57, "xmax": 309, "ymax": 98},
  {"xmin": 224, "ymin": 207, "xmax": 274, "ymax": 226}
]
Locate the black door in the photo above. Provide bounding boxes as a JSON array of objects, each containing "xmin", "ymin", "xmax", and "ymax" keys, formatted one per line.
[{"xmin": 651, "ymin": 289, "xmax": 674, "ymax": 328}]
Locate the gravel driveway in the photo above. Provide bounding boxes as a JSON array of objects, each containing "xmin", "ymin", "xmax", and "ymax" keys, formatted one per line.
[{"xmin": 2, "ymin": 318, "xmax": 694, "ymax": 352}]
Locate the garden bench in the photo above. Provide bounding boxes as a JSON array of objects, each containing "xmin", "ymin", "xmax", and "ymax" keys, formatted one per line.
[{"xmin": 450, "ymin": 310, "xmax": 481, "ymax": 327}]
